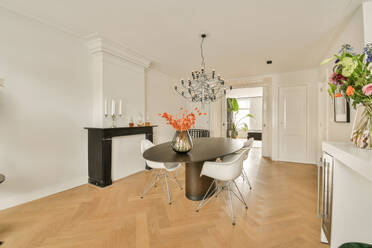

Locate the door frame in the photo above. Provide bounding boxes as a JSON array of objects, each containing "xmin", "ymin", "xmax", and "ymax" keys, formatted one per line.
[
  {"xmin": 222, "ymin": 78, "xmax": 272, "ymax": 158},
  {"xmin": 273, "ymin": 82, "xmax": 316, "ymax": 164}
]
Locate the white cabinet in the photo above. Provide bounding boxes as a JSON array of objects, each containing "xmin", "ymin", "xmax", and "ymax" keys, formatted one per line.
[{"xmin": 322, "ymin": 142, "xmax": 372, "ymax": 248}]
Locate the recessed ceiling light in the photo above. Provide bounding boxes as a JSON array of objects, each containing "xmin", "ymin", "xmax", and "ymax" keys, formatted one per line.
[{"xmin": 266, "ymin": 60, "xmax": 272, "ymax": 64}]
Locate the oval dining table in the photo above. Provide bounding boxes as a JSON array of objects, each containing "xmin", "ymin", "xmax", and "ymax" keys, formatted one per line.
[{"xmin": 143, "ymin": 137, "xmax": 243, "ymax": 201}]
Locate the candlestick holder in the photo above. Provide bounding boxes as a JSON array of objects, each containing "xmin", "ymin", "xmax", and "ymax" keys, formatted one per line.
[
  {"xmin": 111, "ymin": 114, "xmax": 116, "ymax": 127},
  {"xmin": 104, "ymin": 113, "xmax": 122, "ymax": 128}
]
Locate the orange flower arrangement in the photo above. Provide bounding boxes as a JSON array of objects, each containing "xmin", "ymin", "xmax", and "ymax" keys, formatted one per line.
[{"xmin": 158, "ymin": 107, "xmax": 207, "ymax": 131}]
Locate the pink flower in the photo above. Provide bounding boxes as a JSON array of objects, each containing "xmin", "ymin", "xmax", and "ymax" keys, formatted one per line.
[
  {"xmin": 362, "ymin": 83, "xmax": 372, "ymax": 96},
  {"xmin": 329, "ymin": 72, "xmax": 346, "ymax": 85}
]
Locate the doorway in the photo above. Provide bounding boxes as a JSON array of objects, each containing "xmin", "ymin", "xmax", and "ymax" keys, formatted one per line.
[{"xmin": 222, "ymin": 86, "xmax": 269, "ymax": 157}]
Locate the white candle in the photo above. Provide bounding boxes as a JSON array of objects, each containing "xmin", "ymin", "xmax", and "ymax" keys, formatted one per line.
[
  {"xmin": 119, "ymin": 100, "xmax": 122, "ymax": 115},
  {"xmin": 104, "ymin": 99, "xmax": 108, "ymax": 116},
  {"xmin": 111, "ymin": 100, "xmax": 115, "ymax": 116}
]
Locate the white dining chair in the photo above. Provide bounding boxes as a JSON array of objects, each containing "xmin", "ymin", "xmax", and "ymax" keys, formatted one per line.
[
  {"xmin": 140, "ymin": 139, "xmax": 183, "ymax": 205},
  {"xmin": 239, "ymin": 138, "xmax": 254, "ymax": 189},
  {"xmin": 196, "ymin": 150, "xmax": 248, "ymax": 225}
]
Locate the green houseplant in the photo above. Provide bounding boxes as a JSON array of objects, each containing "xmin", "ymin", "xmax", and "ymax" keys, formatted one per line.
[{"xmin": 227, "ymin": 98, "xmax": 254, "ymax": 139}]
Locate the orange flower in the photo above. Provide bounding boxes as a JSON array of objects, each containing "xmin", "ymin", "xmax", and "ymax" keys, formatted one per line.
[
  {"xmin": 346, "ymin": 86, "xmax": 355, "ymax": 96},
  {"xmin": 158, "ymin": 108, "xmax": 206, "ymax": 131},
  {"xmin": 335, "ymin": 93, "xmax": 342, "ymax": 98}
]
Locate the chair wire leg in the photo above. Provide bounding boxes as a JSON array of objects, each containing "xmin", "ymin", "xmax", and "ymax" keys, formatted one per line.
[
  {"xmin": 196, "ymin": 180, "xmax": 216, "ymax": 212},
  {"xmin": 153, "ymin": 170, "xmax": 159, "ymax": 188},
  {"xmin": 215, "ymin": 186, "xmax": 222, "ymax": 198},
  {"xmin": 164, "ymin": 173, "xmax": 172, "ymax": 205},
  {"xmin": 233, "ymin": 181, "xmax": 248, "ymax": 209},
  {"xmin": 214, "ymin": 185, "xmax": 223, "ymax": 198},
  {"xmin": 228, "ymin": 183, "xmax": 235, "ymax": 225},
  {"xmin": 141, "ymin": 170, "xmax": 156, "ymax": 199},
  {"xmin": 242, "ymin": 170, "xmax": 252, "ymax": 190},
  {"xmin": 241, "ymin": 169, "xmax": 247, "ymax": 181},
  {"xmin": 168, "ymin": 175, "xmax": 183, "ymax": 190},
  {"xmin": 175, "ymin": 163, "xmax": 185, "ymax": 177}
]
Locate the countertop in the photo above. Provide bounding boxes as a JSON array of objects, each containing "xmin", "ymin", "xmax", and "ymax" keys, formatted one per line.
[{"xmin": 323, "ymin": 142, "xmax": 372, "ymax": 182}]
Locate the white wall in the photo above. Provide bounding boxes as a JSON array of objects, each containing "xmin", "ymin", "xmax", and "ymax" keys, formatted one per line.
[
  {"xmin": 145, "ymin": 68, "xmax": 186, "ymax": 144},
  {"xmin": 0, "ymin": 8, "xmax": 92, "ymax": 209},
  {"xmin": 101, "ymin": 53, "xmax": 147, "ymax": 181},
  {"xmin": 319, "ymin": 6, "xmax": 364, "ymax": 144},
  {"xmin": 363, "ymin": 1, "xmax": 372, "ymax": 44},
  {"xmin": 0, "ymin": 8, "xmax": 184, "ymax": 210}
]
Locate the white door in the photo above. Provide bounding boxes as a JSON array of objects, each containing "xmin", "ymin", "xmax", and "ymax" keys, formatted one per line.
[{"xmin": 278, "ymin": 86, "xmax": 307, "ymax": 162}]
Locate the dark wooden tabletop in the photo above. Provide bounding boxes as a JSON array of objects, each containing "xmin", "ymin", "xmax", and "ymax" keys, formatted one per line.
[{"xmin": 143, "ymin": 137, "xmax": 243, "ymax": 163}]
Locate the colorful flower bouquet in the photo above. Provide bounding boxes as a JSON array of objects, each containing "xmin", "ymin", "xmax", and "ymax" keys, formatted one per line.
[
  {"xmin": 158, "ymin": 107, "xmax": 207, "ymax": 153},
  {"xmin": 322, "ymin": 44, "xmax": 372, "ymax": 148}
]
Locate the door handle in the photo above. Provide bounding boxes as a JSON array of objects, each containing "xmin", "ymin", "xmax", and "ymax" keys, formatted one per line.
[
  {"xmin": 317, "ymin": 158, "xmax": 324, "ymax": 218},
  {"xmin": 324, "ymin": 161, "xmax": 330, "ymax": 218},
  {"xmin": 323, "ymin": 161, "xmax": 328, "ymax": 219}
]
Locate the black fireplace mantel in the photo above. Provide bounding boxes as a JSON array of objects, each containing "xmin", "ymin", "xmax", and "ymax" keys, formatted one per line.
[{"xmin": 85, "ymin": 126, "xmax": 156, "ymax": 187}]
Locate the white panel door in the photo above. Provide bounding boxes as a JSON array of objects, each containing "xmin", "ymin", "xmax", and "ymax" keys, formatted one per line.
[{"xmin": 278, "ymin": 86, "xmax": 307, "ymax": 162}]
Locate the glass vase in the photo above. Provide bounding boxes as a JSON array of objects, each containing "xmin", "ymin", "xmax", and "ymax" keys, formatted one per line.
[
  {"xmin": 171, "ymin": 130, "xmax": 193, "ymax": 153},
  {"xmin": 351, "ymin": 103, "xmax": 372, "ymax": 149}
]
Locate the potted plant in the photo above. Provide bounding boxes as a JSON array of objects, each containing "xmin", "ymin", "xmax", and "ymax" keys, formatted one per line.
[
  {"xmin": 321, "ymin": 44, "xmax": 372, "ymax": 149},
  {"xmin": 158, "ymin": 107, "xmax": 207, "ymax": 153},
  {"xmin": 227, "ymin": 98, "xmax": 254, "ymax": 139}
]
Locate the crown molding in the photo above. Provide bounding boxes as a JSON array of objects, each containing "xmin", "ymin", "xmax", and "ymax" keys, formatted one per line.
[{"xmin": 87, "ymin": 34, "xmax": 151, "ymax": 69}]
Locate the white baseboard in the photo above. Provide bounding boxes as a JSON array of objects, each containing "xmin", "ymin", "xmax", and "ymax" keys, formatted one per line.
[
  {"xmin": 0, "ymin": 176, "xmax": 87, "ymax": 211},
  {"xmin": 274, "ymin": 158, "xmax": 316, "ymax": 165}
]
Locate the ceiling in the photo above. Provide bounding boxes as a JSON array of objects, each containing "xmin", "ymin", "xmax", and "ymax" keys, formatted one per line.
[{"xmin": 0, "ymin": 0, "xmax": 363, "ymax": 79}]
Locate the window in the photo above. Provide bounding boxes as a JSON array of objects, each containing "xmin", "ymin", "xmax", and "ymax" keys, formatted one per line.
[{"xmin": 236, "ymin": 97, "xmax": 262, "ymax": 131}]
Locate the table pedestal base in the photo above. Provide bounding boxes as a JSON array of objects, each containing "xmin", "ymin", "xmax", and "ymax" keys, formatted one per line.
[{"xmin": 185, "ymin": 162, "xmax": 215, "ymax": 201}]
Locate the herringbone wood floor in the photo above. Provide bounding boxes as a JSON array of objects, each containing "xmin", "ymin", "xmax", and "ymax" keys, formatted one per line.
[{"xmin": 0, "ymin": 149, "xmax": 328, "ymax": 248}]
